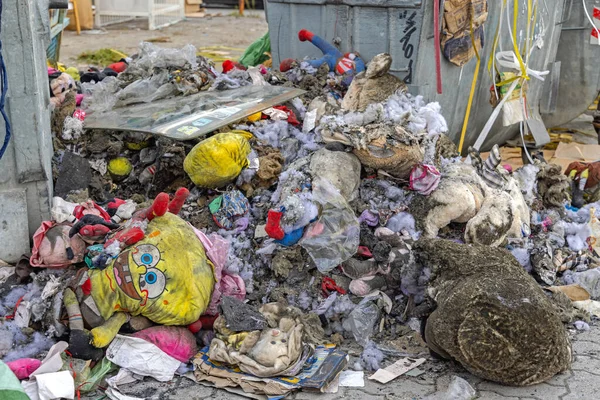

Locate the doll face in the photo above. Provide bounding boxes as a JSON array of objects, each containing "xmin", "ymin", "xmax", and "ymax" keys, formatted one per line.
[
  {"xmin": 248, "ymin": 328, "xmax": 290, "ymax": 366},
  {"xmin": 51, "ymin": 74, "xmax": 75, "ymax": 96},
  {"xmin": 112, "ymin": 244, "xmax": 167, "ymax": 306}
]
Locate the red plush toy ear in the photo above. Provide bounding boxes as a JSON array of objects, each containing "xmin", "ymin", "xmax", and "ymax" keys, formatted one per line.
[
  {"xmin": 146, "ymin": 193, "xmax": 170, "ymax": 221},
  {"xmin": 168, "ymin": 188, "xmax": 190, "ymax": 215},
  {"xmin": 113, "ymin": 227, "xmax": 145, "ymax": 246},
  {"xmin": 108, "ymin": 61, "xmax": 128, "ymax": 73}
]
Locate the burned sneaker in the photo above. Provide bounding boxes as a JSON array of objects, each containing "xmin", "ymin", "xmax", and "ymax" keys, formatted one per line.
[
  {"xmin": 341, "ymin": 258, "xmax": 379, "ymax": 280},
  {"xmin": 372, "ymin": 241, "xmax": 392, "ymax": 263}
]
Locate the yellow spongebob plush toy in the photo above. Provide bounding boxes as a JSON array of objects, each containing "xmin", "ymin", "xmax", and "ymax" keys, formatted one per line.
[{"xmin": 87, "ymin": 189, "xmax": 215, "ymax": 347}]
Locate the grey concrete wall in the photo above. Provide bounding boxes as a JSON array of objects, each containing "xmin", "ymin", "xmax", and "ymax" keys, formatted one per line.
[{"xmin": 0, "ymin": 0, "xmax": 53, "ymax": 262}]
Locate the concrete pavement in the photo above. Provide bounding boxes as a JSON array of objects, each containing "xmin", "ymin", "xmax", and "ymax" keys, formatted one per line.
[{"xmin": 99, "ymin": 324, "xmax": 600, "ymax": 400}]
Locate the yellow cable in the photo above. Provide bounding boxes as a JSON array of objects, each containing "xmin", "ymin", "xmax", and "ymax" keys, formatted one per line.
[
  {"xmin": 458, "ymin": 8, "xmax": 482, "ymax": 154},
  {"xmin": 487, "ymin": 0, "xmax": 506, "ymax": 79},
  {"xmin": 512, "ymin": 0, "xmax": 529, "ymax": 80}
]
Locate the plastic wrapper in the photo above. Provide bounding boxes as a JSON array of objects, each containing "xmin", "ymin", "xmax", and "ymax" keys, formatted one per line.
[
  {"xmin": 301, "ymin": 178, "xmax": 360, "ymax": 273},
  {"xmin": 210, "ymin": 70, "xmax": 252, "ymax": 91},
  {"xmin": 115, "ymin": 73, "xmax": 177, "ymax": 108},
  {"xmin": 138, "ymin": 42, "xmax": 198, "ymax": 70},
  {"xmin": 81, "ymin": 76, "xmax": 120, "ymax": 113},
  {"xmin": 106, "ymin": 335, "xmax": 181, "ymax": 382},
  {"xmin": 342, "ymin": 297, "xmax": 380, "ymax": 347},
  {"xmin": 61, "ymin": 355, "xmax": 91, "ymax": 393},
  {"xmin": 564, "ymin": 269, "xmax": 600, "ymax": 299},
  {"xmin": 78, "ymin": 358, "xmax": 118, "ymax": 393},
  {"xmin": 184, "ymin": 131, "xmax": 252, "ymax": 188},
  {"xmin": 426, "ymin": 376, "xmax": 477, "ymax": 400}
]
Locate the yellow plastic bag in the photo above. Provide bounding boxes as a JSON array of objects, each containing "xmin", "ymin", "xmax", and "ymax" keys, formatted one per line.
[
  {"xmin": 89, "ymin": 212, "xmax": 214, "ymax": 326},
  {"xmin": 184, "ymin": 131, "xmax": 253, "ymax": 188}
]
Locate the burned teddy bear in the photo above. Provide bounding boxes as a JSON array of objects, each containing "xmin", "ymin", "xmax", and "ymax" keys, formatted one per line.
[{"xmin": 415, "ymin": 239, "xmax": 571, "ymax": 386}]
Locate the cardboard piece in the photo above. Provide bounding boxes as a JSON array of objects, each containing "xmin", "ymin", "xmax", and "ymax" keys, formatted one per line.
[
  {"xmin": 442, "ymin": 0, "xmax": 488, "ymax": 35},
  {"xmin": 186, "ymin": 0, "xmax": 203, "ymax": 15},
  {"xmin": 193, "ymin": 344, "xmax": 347, "ymax": 398},
  {"xmin": 368, "ymin": 357, "xmax": 426, "ymax": 384},
  {"xmin": 554, "ymin": 142, "xmax": 600, "ymax": 162},
  {"xmin": 441, "ymin": 0, "xmax": 488, "ymax": 66},
  {"xmin": 67, "ymin": 0, "xmax": 94, "ymax": 31},
  {"xmin": 549, "ymin": 142, "xmax": 600, "ymax": 172}
]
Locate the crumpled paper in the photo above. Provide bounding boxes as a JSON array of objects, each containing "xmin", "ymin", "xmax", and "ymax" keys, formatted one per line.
[{"xmin": 106, "ymin": 335, "xmax": 181, "ymax": 382}]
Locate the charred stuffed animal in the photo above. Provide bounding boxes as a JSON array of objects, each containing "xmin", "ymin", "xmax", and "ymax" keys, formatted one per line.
[
  {"xmin": 411, "ymin": 162, "xmax": 529, "ymax": 246},
  {"xmin": 342, "ymin": 53, "xmax": 407, "ymax": 112},
  {"xmin": 537, "ymin": 163, "xmax": 570, "ymax": 209},
  {"xmin": 415, "ymin": 239, "xmax": 571, "ymax": 386}
]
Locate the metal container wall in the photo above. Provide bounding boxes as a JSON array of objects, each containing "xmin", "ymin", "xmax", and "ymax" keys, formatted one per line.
[
  {"xmin": 267, "ymin": 0, "xmax": 567, "ymax": 150},
  {"xmin": 541, "ymin": 0, "xmax": 600, "ymax": 128}
]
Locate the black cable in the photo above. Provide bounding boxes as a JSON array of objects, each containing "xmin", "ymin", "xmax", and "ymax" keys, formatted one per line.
[{"xmin": 0, "ymin": 0, "xmax": 11, "ymax": 161}]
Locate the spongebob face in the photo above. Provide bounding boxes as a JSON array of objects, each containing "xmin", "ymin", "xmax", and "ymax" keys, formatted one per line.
[
  {"xmin": 112, "ymin": 244, "xmax": 167, "ymax": 304},
  {"xmin": 90, "ymin": 212, "xmax": 215, "ymax": 326}
]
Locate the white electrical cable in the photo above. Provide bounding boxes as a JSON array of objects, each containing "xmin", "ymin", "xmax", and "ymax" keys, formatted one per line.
[
  {"xmin": 583, "ymin": 0, "xmax": 600, "ymax": 42},
  {"xmin": 493, "ymin": 0, "xmax": 506, "ymax": 101}
]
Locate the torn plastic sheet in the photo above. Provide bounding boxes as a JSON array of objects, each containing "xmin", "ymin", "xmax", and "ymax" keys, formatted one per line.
[{"xmin": 84, "ymin": 85, "xmax": 305, "ymax": 141}]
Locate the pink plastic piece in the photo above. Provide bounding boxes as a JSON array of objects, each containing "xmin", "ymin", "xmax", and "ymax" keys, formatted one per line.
[
  {"xmin": 132, "ymin": 326, "xmax": 198, "ymax": 363},
  {"xmin": 6, "ymin": 358, "xmax": 41, "ymax": 380}
]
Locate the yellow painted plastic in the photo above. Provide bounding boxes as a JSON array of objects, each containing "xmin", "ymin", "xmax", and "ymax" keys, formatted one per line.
[{"xmin": 247, "ymin": 112, "xmax": 262, "ymax": 122}]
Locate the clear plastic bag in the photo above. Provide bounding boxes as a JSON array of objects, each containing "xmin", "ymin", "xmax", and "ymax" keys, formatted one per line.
[
  {"xmin": 301, "ymin": 178, "xmax": 360, "ymax": 273},
  {"xmin": 115, "ymin": 71, "xmax": 176, "ymax": 107},
  {"xmin": 444, "ymin": 376, "xmax": 477, "ymax": 400},
  {"xmin": 81, "ymin": 76, "xmax": 120, "ymax": 113},
  {"xmin": 424, "ymin": 376, "xmax": 477, "ymax": 400},
  {"xmin": 134, "ymin": 42, "xmax": 198, "ymax": 73},
  {"xmin": 342, "ymin": 297, "xmax": 380, "ymax": 347}
]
